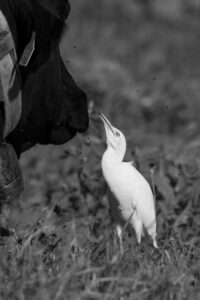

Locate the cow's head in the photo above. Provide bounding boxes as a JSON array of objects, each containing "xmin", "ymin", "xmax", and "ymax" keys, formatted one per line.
[
  {"xmin": 6, "ymin": 0, "xmax": 89, "ymax": 155},
  {"xmin": 14, "ymin": 46, "xmax": 88, "ymax": 149}
]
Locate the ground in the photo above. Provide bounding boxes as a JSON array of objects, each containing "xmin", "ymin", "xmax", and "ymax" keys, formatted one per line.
[{"xmin": 1, "ymin": 1, "xmax": 200, "ymax": 299}]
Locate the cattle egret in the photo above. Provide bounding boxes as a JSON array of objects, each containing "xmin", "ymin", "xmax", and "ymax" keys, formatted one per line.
[{"xmin": 99, "ymin": 113, "xmax": 158, "ymax": 253}]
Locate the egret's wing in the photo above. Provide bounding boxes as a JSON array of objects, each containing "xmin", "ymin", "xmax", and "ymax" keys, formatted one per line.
[
  {"xmin": 104, "ymin": 163, "xmax": 151, "ymax": 205},
  {"xmin": 115, "ymin": 163, "xmax": 156, "ymax": 226}
]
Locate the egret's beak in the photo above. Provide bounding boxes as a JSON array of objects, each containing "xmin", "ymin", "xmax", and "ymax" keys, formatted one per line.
[{"xmin": 99, "ymin": 112, "xmax": 115, "ymax": 136}]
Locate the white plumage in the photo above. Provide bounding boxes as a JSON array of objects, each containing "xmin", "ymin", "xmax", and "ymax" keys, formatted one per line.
[{"xmin": 99, "ymin": 113, "xmax": 158, "ymax": 253}]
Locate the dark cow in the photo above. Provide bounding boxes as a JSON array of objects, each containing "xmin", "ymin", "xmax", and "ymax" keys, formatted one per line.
[{"xmin": 0, "ymin": 0, "xmax": 89, "ymax": 157}]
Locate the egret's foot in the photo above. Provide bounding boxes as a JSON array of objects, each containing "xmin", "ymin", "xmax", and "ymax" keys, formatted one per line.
[
  {"xmin": 153, "ymin": 239, "xmax": 158, "ymax": 249},
  {"xmin": 116, "ymin": 225, "xmax": 124, "ymax": 255}
]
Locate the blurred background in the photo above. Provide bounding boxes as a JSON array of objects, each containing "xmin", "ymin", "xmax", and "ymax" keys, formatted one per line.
[{"xmin": 60, "ymin": 0, "xmax": 200, "ymax": 141}]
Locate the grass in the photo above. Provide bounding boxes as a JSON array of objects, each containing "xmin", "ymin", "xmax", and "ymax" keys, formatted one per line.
[{"xmin": 1, "ymin": 1, "xmax": 200, "ymax": 299}]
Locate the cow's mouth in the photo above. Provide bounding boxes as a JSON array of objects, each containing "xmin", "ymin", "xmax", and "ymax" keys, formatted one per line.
[{"xmin": 49, "ymin": 122, "xmax": 77, "ymax": 145}]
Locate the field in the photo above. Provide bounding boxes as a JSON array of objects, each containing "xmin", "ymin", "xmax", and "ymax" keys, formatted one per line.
[{"xmin": 1, "ymin": 1, "xmax": 200, "ymax": 299}]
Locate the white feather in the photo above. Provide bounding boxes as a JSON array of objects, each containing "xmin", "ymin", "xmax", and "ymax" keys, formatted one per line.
[{"xmin": 99, "ymin": 112, "xmax": 158, "ymax": 250}]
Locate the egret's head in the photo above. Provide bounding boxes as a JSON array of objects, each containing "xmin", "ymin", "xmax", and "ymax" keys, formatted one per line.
[{"xmin": 99, "ymin": 113, "xmax": 126, "ymax": 160}]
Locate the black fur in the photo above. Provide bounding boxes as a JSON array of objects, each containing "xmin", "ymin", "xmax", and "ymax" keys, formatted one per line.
[{"xmin": 0, "ymin": 0, "xmax": 88, "ymax": 156}]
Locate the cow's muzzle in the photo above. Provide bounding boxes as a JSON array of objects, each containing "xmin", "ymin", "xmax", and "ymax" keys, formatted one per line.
[{"xmin": 50, "ymin": 123, "xmax": 77, "ymax": 145}]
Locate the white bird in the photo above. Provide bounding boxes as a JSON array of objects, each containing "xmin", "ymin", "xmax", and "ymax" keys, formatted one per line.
[{"xmin": 99, "ymin": 112, "xmax": 158, "ymax": 253}]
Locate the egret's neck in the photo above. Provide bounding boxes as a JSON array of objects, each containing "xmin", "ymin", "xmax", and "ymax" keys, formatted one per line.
[{"xmin": 103, "ymin": 144, "xmax": 126, "ymax": 165}]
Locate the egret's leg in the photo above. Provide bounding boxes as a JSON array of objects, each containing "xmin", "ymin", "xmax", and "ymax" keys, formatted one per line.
[
  {"xmin": 135, "ymin": 220, "xmax": 143, "ymax": 245},
  {"xmin": 146, "ymin": 219, "xmax": 158, "ymax": 248},
  {"xmin": 131, "ymin": 214, "xmax": 143, "ymax": 245},
  {"xmin": 116, "ymin": 225, "xmax": 123, "ymax": 254},
  {"xmin": 151, "ymin": 234, "xmax": 158, "ymax": 248}
]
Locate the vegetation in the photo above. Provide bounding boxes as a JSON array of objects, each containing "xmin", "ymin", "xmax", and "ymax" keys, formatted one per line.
[{"xmin": 1, "ymin": 1, "xmax": 200, "ymax": 299}]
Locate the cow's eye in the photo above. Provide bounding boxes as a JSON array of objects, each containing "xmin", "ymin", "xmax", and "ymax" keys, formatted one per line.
[{"xmin": 116, "ymin": 131, "xmax": 120, "ymax": 137}]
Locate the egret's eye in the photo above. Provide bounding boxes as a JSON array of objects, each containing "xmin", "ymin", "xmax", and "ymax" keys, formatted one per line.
[{"xmin": 116, "ymin": 131, "xmax": 120, "ymax": 137}]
